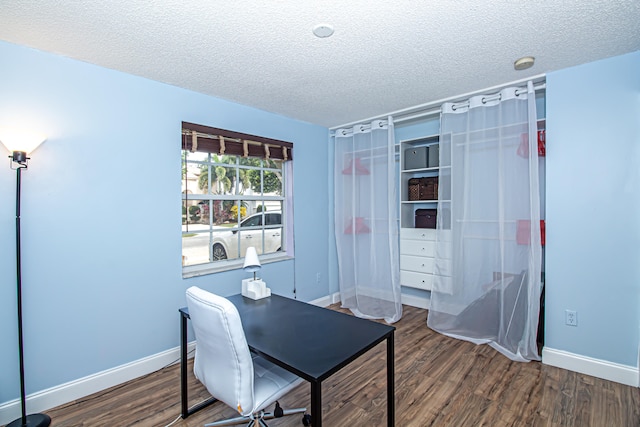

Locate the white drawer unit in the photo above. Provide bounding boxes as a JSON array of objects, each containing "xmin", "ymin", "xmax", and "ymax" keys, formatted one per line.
[
  {"xmin": 400, "ymin": 270, "xmax": 433, "ymax": 290},
  {"xmin": 399, "ymin": 134, "xmax": 449, "ymax": 300},
  {"xmin": 400, "ymin": 227, "xmax": 437, "ymax": 290}
]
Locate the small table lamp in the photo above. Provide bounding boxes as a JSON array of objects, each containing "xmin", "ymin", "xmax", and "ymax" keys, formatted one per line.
[{"xmin": 241, "ymin": 247, "xmax": 271, "ymax": 300}]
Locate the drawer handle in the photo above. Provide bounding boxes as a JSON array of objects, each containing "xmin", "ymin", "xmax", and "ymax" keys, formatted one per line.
[
  {"xmin": 421, "ymin": 264, "xmax": 425, "ymax": 267},
  {"xmin": 421, "ymin": 233, "xmax": 426, "ymax": 238}
]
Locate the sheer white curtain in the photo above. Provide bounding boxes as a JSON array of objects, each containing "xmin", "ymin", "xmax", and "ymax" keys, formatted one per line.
[
  {"xmin": 428, "ymin": 82, "xmax": 542, "ymax": 361},
  {"xmin": 334, "ymin": 119, "xmax": 402, "ymax": 323}
]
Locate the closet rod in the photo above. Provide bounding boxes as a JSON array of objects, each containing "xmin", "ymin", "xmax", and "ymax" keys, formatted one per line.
[
  {"xmin": 330, "ymin": 73, "xmax": 546, "ymax": 131},
  {"xmin": 394, "ymin": 108, "xmax": 441, "ymax": 124},
  {"xmin": 393, "ymin": 83, "xmax": 546, "ymax": 125}
]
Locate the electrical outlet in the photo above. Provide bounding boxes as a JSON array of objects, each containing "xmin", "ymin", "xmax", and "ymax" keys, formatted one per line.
[
  {"xmin": 565, "ymin": 310, "xmax": 577, "ymax": 326},
  {"xmin": 316, "ymin": 272, "xmax": 321, "ymax": 284}
]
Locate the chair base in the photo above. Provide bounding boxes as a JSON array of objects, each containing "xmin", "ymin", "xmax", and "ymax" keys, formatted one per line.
[{"xmin": 205, "ymin": 407, "xmax": 307, "ymax": 427}]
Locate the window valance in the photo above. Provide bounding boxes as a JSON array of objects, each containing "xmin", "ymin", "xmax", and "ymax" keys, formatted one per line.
[{"xmin": 182, "ymin": 121, "xmax": 293, "ymax": 161}]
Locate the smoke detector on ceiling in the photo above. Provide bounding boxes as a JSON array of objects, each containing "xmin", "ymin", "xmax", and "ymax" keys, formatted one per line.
[
  {"xmin": 514, "ymin": 56, "xmax": 535, "ymax": 71},
  {"xmin": 313, "ymin": 24, "xmax": 334, "ymax": 38}
]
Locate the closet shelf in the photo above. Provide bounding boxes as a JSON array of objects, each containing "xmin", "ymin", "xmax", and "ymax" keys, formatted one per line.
[
  {"xmin": 401, "ymin": 166, "xmax": 439, "ymax": 173},
  {"xmin": 401, "ymin": 200, "xmax": 450, "ymax": 204},
  {"xmin": 448, "ymin": 119, "xmax": 542, "ymax": 137}
]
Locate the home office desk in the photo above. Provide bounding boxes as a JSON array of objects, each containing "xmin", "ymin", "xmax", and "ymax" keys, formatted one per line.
[{"xmin": 180, "ymin": 293, "xmax": 395, "ymax": 427}]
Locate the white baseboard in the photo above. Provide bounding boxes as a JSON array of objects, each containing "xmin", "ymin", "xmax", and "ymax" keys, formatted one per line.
[
  {"xmin": 310, "ymin": 292, "xmax": 341, "ymax": 307},
  {"xmin": 401, "ymin": 293, "xmax": 431, "ymax": 309},
  {"xmin": 0, "ymin": 293, "xmax": 341, "ymax": 426},
  {"xmin": 542, "ymin": 347, "xmax": 639, "ymax": 387},
  {"xmin": 315, "ymin": 291, "xmax": 431, "ymax": 311},
  {"xmin": 0, "ymin": 341, "xmax": 196, "ymax": 426},
  {"xmin": 0, "ymin": 290, "xmax": 426, "ymax": 426}
]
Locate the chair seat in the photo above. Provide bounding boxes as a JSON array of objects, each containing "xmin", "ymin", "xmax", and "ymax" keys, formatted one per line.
[{"xmin": 251, "ymin": 355, "xmax": 305, "ymax": 415}]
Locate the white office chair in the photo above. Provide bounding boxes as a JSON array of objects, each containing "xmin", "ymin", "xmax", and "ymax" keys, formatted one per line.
[{"xmin": 185, "ymin": 286, "xmax": 309, "ymax": 427}]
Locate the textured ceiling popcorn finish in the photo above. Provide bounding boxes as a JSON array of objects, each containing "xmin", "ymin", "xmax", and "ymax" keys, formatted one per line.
[{"xmin": 1, "ymin": 0, "xmax": 639, "ymax": 127}]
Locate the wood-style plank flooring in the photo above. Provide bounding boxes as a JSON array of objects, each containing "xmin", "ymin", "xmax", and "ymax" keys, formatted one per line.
[{"xmin": 42, "ymin": 304, "xmax": 639, "ymax": 427}]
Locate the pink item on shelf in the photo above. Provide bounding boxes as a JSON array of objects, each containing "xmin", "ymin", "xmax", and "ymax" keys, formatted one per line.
[
  {"xmin": 341, "ymin": 157, "xmax": 370, "ymax": 175},
  {"xmin": 516, "ymin": 219, "xmax": 546, "ymax": 246},
  {"xmin": 344, "ymin": 217, "xmax": 370, "ymax": 234},
  {"xmin": 517, "ymin": 130, "xmax": 546, "ymax": 158}
]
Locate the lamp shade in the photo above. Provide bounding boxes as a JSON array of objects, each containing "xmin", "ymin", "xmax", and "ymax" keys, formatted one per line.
[
  {"xmin": 0, "ymin": 127, "xmax": 47, "ymax": 155},
  {"xmin": 243, "ymin": 246, "xmax": 261, "ymax": 273}
]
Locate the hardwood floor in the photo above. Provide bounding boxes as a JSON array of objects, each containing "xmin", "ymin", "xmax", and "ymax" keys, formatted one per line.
[{"xmin": 42, "ymin": 304, "xmax": 639, "ymax": 427}]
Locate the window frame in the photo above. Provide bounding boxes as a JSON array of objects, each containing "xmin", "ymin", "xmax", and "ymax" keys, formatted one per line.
[{"xmin": 181, "ymin": 123, "xmax": 293, "ymax": 278}]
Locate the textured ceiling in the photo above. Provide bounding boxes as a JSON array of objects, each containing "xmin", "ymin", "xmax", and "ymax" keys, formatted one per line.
[{"xmin": 1, "ymin": 0, "xmax": 639, "ymax": 128}]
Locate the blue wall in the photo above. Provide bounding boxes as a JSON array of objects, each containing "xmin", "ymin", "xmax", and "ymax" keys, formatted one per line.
[
  {"xmin": 0, "ymin": 41, "xmax": 329, "ymax": 403},
  {"xmin": 545, "ymin": 50, "xmax": 640, "ymax": 366}
]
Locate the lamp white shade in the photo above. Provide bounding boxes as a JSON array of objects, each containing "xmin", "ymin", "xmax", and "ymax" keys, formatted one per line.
[
  {"xmin": 243, "ymin": 246, "xmax": 261, "ymax": 273},
  {"xmin": 0, "ymin": 126, "xmax": 47, "ymax": 155}
]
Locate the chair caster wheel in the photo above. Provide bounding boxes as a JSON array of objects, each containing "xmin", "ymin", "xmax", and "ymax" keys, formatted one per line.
[
  {"xmin": 302, "ymin": 413, "xmax": 312, "ymax": 426},
  {"xmin": 274, "ymin": 401, "xmax": 284, "ymax": 417}
]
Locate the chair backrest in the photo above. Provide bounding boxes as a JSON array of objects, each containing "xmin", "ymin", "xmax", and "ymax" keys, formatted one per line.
[{"xmin": 186, "ymin": 286, "xmax": 255, "ymax": 416}]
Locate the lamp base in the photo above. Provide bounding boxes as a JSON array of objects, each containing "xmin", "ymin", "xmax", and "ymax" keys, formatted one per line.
[
  {"xmin": 241, "ymin": 278, "xmax": 271, "ymax": 300},
  {"xmin": 6, "ymin": 413, "xmax": 51, "ymax": 427}
]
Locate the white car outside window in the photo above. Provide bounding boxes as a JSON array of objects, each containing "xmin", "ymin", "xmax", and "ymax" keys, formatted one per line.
[{"xmin": 211, "ymin": 212, "xmax": 282, "ymax": 260}]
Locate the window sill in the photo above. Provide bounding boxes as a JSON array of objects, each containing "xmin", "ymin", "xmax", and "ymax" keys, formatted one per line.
[{"xmin": 182, "ymin": 252, "xmax": 293, "ymax": 279}]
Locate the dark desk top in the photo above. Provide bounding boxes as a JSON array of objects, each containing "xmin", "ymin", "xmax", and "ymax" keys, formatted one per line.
[
  {"xmin": 227, "ymin": 294, "xmax": 394, "ymax": 382},
  {"xmin": 184, "ymin": 294, "xmax": 394, "ymax": 383}
]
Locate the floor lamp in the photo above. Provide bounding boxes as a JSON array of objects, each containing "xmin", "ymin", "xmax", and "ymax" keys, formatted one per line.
[{"xmin": 0, "ymin": 128, "xmax": 51, "ymax": 427}]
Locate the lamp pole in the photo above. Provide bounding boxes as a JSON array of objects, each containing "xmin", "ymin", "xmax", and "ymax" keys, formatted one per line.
[
  {"xmin": 16, "ymin": 161, "xmax": 27, "ymax": 424},
  {"xmin": 7, "ymin": 151, "xmax": 50, "ymax": 427}
]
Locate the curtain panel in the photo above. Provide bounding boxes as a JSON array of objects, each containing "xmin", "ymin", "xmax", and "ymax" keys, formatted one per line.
[
  {"xmin": 334, "ymin": 119, "xmax": 402, "ymax": 323},
  {"xmin": 428, "ymin": 82, "xmax": 543, "ymax": 361}
]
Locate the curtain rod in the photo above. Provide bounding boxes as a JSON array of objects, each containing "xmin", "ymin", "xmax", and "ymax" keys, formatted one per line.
[
  {"xmin": 332, "ymin": 82, "xmax": 546, "ymax": 137},
  {"xmin": 330, "ymin": 73, "xmax": 546, "ymax": 132}
]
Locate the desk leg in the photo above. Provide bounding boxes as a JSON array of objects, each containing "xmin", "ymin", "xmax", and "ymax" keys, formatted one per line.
[
  {"xmin": 179, "ymin": 309, "xmax": 218, "ymax": 419},
  {"xmin": 180, "ymin": 311, "xmax": 189, "ymax": 419},
  {"xmin": 311, "ymin": 381, "xmax": 322, "ymax": 427},
  {"xmin": 387, "ymin": 331, "xmax": 395, "ymax": 427}
]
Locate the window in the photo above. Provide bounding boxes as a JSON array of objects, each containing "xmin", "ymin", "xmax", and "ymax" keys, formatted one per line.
[{"xmin": 181, "ymin": 122, "xmax": 293, "ymax": 276}]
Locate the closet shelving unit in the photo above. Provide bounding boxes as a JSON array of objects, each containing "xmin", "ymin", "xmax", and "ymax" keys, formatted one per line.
[
  {"xmin": 398, "ymin": 134, "xmax": 449, "ymax": 292},
  {"xmin": 399, "ymin": 134, "xmax": 448, "ymax": 228}
]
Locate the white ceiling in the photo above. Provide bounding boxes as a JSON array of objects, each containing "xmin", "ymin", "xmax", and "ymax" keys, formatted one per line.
[{"xmin": 1, "ymin": 1, "xmax": 639, "ymax": 128}]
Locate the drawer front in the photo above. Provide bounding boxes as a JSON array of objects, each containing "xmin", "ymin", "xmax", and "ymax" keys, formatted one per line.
[
  {"xmin": 401, "ymin": 228, "xmax": 436, "ymax": 241},
  {"xmin": 400, "ymin": 255, "xmax": 434, "ymax": 274},
  {"xmin": 400, "ymin": 270, "xmax": 433, "ymax": 291},
  {"xmin": 400, "ymin": 228, "xmax": 452, "ymax": 242},
  {"xmin": 400, "ymin": 240, "xmax": 435, "ymax": 257}
]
